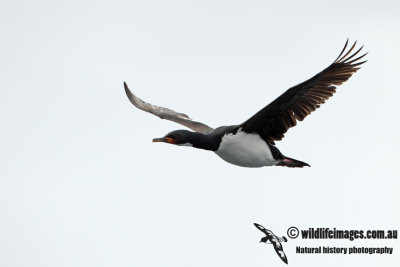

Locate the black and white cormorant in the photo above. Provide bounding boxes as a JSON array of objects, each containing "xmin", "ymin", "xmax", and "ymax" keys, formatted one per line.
[{"xmin": 124, "ymin": 40, "xmax": 366, "ymax": 168}]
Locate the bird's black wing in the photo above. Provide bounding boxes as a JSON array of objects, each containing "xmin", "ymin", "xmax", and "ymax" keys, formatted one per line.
[
  {"xmin": 272, "ymin": 241, "xmax": 288, "ymax": 264},
  {"xmin": 254, "ymin": 223, "xmax": 274, "ymax": 236},
  {"xmin": 240, "ymin": 40, "xmax": 367, "ymax": 144},
  {"xmin": 124, "ymin": 82, "xmax": 213, "ymax": 134}
]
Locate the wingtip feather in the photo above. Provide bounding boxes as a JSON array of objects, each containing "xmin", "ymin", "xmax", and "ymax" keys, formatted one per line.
[
  {"xmin": 124, "ymin": 81, "xmax": 130, "ymax": 94},
  {"xmin": 334, "ymin": 39, "xmax": 349, "ymax": 62},
  {"xmin": 337, "ymin": 40, "xmax": 357, "ymax": 63},
  {"xmin": 123, "ymin": 81, "xmax": 142, "ymax": 108}
]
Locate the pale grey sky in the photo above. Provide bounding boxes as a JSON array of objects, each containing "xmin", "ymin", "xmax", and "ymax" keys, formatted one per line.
[{"xmin": 0, "ymin": 0, "xmax": 399, "ymax": 266}]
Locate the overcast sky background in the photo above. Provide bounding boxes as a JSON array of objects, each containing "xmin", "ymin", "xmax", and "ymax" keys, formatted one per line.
[{"xmin": 1, "ymin": 0, "xmax": 399, "ymax": 266}]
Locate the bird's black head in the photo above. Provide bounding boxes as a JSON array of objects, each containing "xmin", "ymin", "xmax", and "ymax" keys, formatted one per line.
[
  {"xmin": 260, "ymin": 236, "xmax": 269, "ymax": 243},
  {"xmin": 152, "ymin": 130, "xmax": 193, "ymax": 146}
]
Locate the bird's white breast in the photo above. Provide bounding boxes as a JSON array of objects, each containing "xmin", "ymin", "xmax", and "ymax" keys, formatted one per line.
[{"xmin": 214, "ymin": 129, "xmax": 278, "ymax": 167}]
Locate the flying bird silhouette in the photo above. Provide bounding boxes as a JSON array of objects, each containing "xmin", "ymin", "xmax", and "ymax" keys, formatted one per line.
[
  {"xmin": 124, "ymin": 40, "xmax": 366, "ymax": 168},
  {"xmin": 254, "ymin": 223, "xmax": 288, "ymax": 264}
]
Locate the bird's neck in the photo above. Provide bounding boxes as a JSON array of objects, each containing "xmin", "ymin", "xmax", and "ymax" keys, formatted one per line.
[{"xmin": 186, "ymin": 132, "xmax": 219, "ymax": 151}]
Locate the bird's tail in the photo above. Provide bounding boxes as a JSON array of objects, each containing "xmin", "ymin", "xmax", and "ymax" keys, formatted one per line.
[{"xmin": 277, "ymin": 157, "xmax": 310, "ymax": 168}]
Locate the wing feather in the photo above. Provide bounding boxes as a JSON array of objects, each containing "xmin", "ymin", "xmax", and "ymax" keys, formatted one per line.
[
  {"xmin": 254, "ymin": 223, "xmax": 268, "ymax": 234},
  {"xmin": 124, "ymin": 82, "xmax": 213, "ymax": 133},
  {"xmin": 272, "ymin": 241, "xmax": 288, "ymax": 264},
  {"xmin": 240, "ymin": 40, "xmax": 367, "ymax": 144}
]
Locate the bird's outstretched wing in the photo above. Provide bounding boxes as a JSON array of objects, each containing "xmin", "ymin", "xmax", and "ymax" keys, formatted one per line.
[
  {"xmin": 240, "ymin": 40, "xmax": 367, "ymax": 144},
  {"xmin": 272, "ymin": 241, "xmax": 288, "ymax": 264},
  {"xmin": 124, "ymin": 82, "xmax": 213, "ymax": 133},
  {"xmin": 254, "ymin": 223, "xmax": 274, "ymax": 236}
]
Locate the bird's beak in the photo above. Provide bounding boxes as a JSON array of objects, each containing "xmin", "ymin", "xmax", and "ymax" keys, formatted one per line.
[
  {"xmin": 152, "ymin": 138, "xmax": 166, "ymax": 143},
  {"xmin": 152, "ymin": 137, "xmax": 177, "ymax": 144}
]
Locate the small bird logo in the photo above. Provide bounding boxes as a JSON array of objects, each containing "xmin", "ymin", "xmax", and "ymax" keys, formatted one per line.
[{"xmin": 254, "ymin": 223, "xmax": 288, "ymax": 264}]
